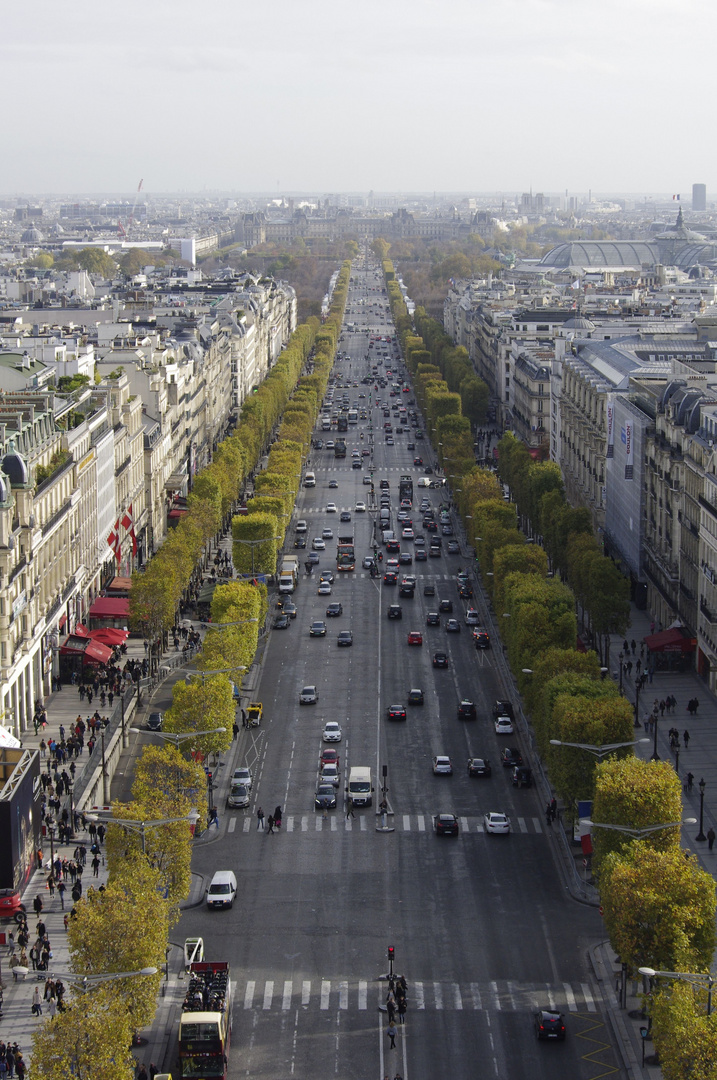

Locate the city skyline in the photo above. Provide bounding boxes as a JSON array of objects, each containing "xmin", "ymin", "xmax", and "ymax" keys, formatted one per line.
[{"xmin": 2, "ymin": 0, "xmax": 715, "ymax": 196}]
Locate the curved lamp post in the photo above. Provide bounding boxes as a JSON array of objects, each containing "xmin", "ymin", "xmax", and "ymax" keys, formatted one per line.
[
  {"xmin": 550, "ymin": 738, "xmax": 651, "ymax": 759},
  {"xmin": 639, "ymin": 966, "xmax": 714, "ymax": 1016}
]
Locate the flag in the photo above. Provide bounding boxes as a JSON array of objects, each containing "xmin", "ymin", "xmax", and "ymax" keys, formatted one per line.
[
  {"xmin": 107, "ymin": 519, "xmax": 121, "ymax": 563},
  {"xmin": 121, "ymin": 504, "xmax": 138, "ymax": 556},
  {"xmin": 673, "ymin": 194, "xmax": 680, "ymax": 201}
]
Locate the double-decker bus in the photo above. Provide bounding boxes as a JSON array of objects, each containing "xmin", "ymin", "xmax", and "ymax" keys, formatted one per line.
[
  {"xmin": 334, "ymin": 438, "xmax": 347, "ymax": 458},
  {"xmin": 336, "ymin": 533, "xmax": 355, "ymax": 571},
  {"xmin": 179, "ymin": 962, "xmax": 232, "ymax": 1080},
  {"xmin": 399, "ymin": 474, "xmax": 413, "ymax": 504},
  {"xmin": 337, "ymin": 413, "xmax": 348, "ymax": 432}
]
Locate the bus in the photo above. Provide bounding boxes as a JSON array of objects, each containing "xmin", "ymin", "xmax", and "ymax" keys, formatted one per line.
[
  {"xmin": 334, "ymin": 438, "xmax": 347, "ymax": 459},
  {"xmin": 337, "ymin": 533, "xmax": 355, "ymax": 571},
  {"xmin": 347, "ymin": 408, "xmax": 358, "ymax": 425},
  {"xmin": 337, "ymin": 414, "xmax": 348, "ymax": 432},
  {"xmin": 399, "ymin": 475, "xmax": 413, "ymax": 504},
  {"xmin": 179, "ymin": 962, "xmax": 232, "ymax": 1080}
]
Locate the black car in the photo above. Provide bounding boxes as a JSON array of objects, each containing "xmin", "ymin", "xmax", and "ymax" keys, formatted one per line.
[
  {"xmin": 274, "ymin": 614, "xmax": 290, "ymax": 629},
  {"xmin": 407, "ymin": 688, "xmax": 424, "ymax": 705},
  {"xmin": 446, "ymin": 619, "xmax": 461, "ymax": 633},
  {"xmin": 426, "ymin": 611, "xmax": 440, "ymax": 626},
  {"xmin": 326, "ymin": 602, "xmax": 343, "ymax": 617},
  {"xmin": 294, "ymin": 535, "xmax": 307, "ymax": 548},
  {"xmin": 467, "ymin": 757, "xmax": 491, "ymax": 777},
  {"xmin": 474, "ymin": 629, "xmax": 490, "ymax": 649},
  {"xmin": 384, "ymin": 572, "xmax": 398, "ymax": 586},
  {"xmin": 433, "ymin": 813, "xmax": 459, "ymax": 837},
  {"xmin": 512, "ymin": 765, "xmax": 533, "ymax": 787},
  {"xmin": 439, "ymin": 599, "xmax": 453, "ymax": 613},
  {"xmin": 493, "ymin": 700, "xmax": 515, "ymax": 720},
  {"xmin": 147, "ymin": 711, "xmax": 163, "ymax": 731},
  {"xmin": 387, "ymin": 704, "xmax": 407, "ymax": 721},
  {"xmin": 387, "ymin": 604, "xmax": 403, "ymax": 620},
  {"xmin": 433, "ymin": 652, "xmax": 449, "ymax": 668},
  {"xmin": 500, "ymin": 746, "xmax": 523, "ymax": 768},
  {"xmin": 534, "ymin": 1010, "xmax": 566, "ymax": 1040},
  {"xmin": 458, "ymin": 583, "xmax": 473, "ymax": 598},
  {"xmin": 457, "ymin": 700, "xmax": 476, "ymax": 720},
  {"xmin": 423, "ymin": 583, "xmax": 435, "ymax": 596},
  {"xmin": 337, "ymin": 631, "xmax": 353, "ymax": 646},
  {"xmin": 399, "ymin": 581, "xmax": 415, "ymax": 597},
  {"xmin": 315, "ymin": 784, "xmax": 337, "ymax": 811}
]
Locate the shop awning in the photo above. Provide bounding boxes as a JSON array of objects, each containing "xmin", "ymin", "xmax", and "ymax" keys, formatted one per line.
[
  {"xmin": 59, "ymin": 635, "xmax": 113, "ymax": 665},
  {"xmin": 165, "ymin": 472, "xmax": 188, "ymax": 491},
  {"xmin": 88, "ymin": 597, "xmax": 130, "ymax": 620},
  {"xmin": 107, "ymin": 576, "xmax": 133, "ymax": 594},
  {"xmin": 90, "ymin": 627, "xmax": 129, "ymax": 647},
  {"xmin": 645, "ymin": 627, "xmax": 696, "ymax": 653}
]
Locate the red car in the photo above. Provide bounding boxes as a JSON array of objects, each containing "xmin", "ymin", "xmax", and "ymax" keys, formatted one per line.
[
  {"xmin": 320, "ymin": 748, "xmax": 340, "ymax": 768},
  {"xmin": 407, "ymin": 631, "xmax": 423, "ymax": 646}
]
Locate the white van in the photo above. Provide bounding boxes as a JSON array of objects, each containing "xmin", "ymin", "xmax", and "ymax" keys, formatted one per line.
[
  {"xmin": 348, "ymin": 766, "xmax": 373, "ymax": 807},
  {"xmin": 206, "ymin": 870, "xmax": 237, "ymax": 909},
  {"xmin": 303, "ymin": 472, "xmax": 316, "ymax": 488}
]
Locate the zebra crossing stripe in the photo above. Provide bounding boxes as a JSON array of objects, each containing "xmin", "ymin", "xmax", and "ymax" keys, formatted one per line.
[
  {"xmin": 453, "ymin": 983, "xmax": 463, "ymax": 1010},
  {"xmin": 331, "ymin": 816, "xmax": 338, "ymax": 831},
  {"xmin": 563, "ymin": 982, "xmax": 577, "ymax": 1011},
  {"xmin": 315, "ymin": 817, "xmax": 322, "ymax": 832},
  {"xmin": 286, "ymin": 817, "xmax": 294, "ymax": 832},
  {"xmin": 417, "ymin": 815, "xmax": 426, "ymax": 832},
  {"xmin": 581, "ymin": 983, "xmax": 597, "ymax": 1012},
  {"xmin": 470, "ymin": 983, "xmax": 482, "ymax": 1010},
  {"xmin": 532, "ymin": 817, "xmax": 542, "ymax": 832},
  {"xmin": 358, "ymin": 980, "xmax": 367, "ymax": 1010},
  {"xmin": 244, "ymin": 981, "xmax": 255, "ymax": 1009},
  {"xmin": 320, "ymin": 980, "xmax": 330, "ymax": 1010},
  {"xmin": 282, "ymin": 981, "xmax": 292, "ymax": 1011},
  {"xmin": 229, "ymin": 817, "xmax": 238, "ymax": 833},
  {"xmin": 415, "ymin": 981, "xmax": 425, "ymax": 1010},
  {"xmin": 403, "ymin": 815, "xmax": 411, "ymax": 831},
  {"xmin": 518, "ymin": 818, "xmax": 528, "ymax": 833},
  {"xmin": 434, "ymin": 982, "xmax": 443, "ymax": 1010},
  {"xmin": 546, "ymin": 984, "xmax": 557, "ymax": 1011},
  {"xmin": 339, "ymin": 981, "xmax": 349, "ymax": 1010},
  {"xmin": 302, "ymin": 981, "xmax": 311, "ymax": 1006},
  {"xmin": 263, "ymin": 981, "xmax": 274, "ymax": 1009},
  {"xmin": 460, "ymin": 816, "xmax": 468, "ymax": 832},
  {"xmin": 302, "ymin": 816, "xmax": 309, "ymax": 832},
  {"xmin": 490, "ymin": 981, "xmax": 501, "ymax": 1010}
]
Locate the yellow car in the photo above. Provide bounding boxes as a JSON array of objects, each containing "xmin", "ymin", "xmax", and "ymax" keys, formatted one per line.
[{"xmin": 247, "ymin": 702, "xmax": 262, "ymax": 726}]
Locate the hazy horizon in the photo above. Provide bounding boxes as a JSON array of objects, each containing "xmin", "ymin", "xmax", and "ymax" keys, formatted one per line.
[{"xmin": 3, "ymin": 0, "xmax": 714, "ymax": 198}]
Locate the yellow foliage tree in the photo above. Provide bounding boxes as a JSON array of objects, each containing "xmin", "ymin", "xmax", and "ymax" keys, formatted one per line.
[
  {"xmin": 164, "ymin": 675, "xmax": 234, "ymax": 757},
  {"xmin": 31, "ymin": 986, "xmax": 135, "ymax": 1080},
  {"xmin": 650, "ymin": 980, "xmax": 717, "ymax": 1080}
]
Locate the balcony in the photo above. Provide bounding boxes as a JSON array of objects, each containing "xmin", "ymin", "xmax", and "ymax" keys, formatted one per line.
[{"xmin": 700, "ymin": 599, "xmax": 717, "ymax": 624}]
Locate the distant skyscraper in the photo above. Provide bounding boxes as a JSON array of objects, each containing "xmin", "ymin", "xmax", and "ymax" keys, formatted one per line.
[{"xmin": 693, "ymin": 183, "xmax": 707, "ymax": 212}]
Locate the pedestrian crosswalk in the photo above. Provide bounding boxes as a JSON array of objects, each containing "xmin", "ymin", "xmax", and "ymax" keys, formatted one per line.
[
  {"xmin": 236, "ymin": 977, "xmax": 597, "ymax": 1014},
  {"xmin": 237, "ymin": 814, "xmax": 543, "ymax": 834}
]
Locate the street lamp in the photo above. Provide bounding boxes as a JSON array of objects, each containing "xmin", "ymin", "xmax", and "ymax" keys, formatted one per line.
[
  {"xmin": 651, "ymin": 711, "xmax": 660, "ymax": 761},
  {"xmin": 232, "ymin": 536, "xmax": 281, "ymax": 577},
  {"xmin": 582, "ymin": 817, "xmax": 696, "ymax": 839},
  {"xmin": 696, "ymin": 777, "xmax": 707, "ymax": 841},
  {"xmin": 202, "ymin": 618, "xmax": 258, "ymax": 630},
  {"xmin": 130, "ymin": 726, "xmax": 227, "ymax": 750},
  {"xmin": 638, "ymin": 967, "xmax": 714, "ymax": 1016},
  {"xmin": 185, "ymin": 665, "xmax": 247, "ymax": 684},
  {"xmin": 550, "ymin": 738, "xmax": 650, "ymax": 759},
  {"xmin": 619, "ymin": 651, "xmax": 624, "ymax": 692},
  {"xmin": 86, "ymin": 810, "xmax": 201, "ymax": 854}
]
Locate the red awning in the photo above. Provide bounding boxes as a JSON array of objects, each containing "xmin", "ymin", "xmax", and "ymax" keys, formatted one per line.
[
  {"xmin": 645, "ymin": 628, "xmax": 696, "ymax": 653},
  {"xmin": 90, "ymin": 627, "xmax": 128, "ymax": 646},
  {"xmin": 107, "ymin": 576, "xmax": 132, "ymax": 594},
  {"xmin": 59, "ymin": 635, "xmax": 113, "ymax": 665},
  {"xmin": 168, "ymin": 508, "xmax": 188, "ymax": 519},
  {"xmin": 88, "ymin": 597, "xmax": 130, "ymax": 619}
]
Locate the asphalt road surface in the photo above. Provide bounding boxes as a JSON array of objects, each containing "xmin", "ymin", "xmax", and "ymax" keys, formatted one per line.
[{"xmin": 175, "ymin": 260, "xmax": 618, "ymax": 1080}]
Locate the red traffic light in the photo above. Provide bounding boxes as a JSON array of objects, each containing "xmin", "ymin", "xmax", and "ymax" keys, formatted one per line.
[{"xmin": 387, "ymin": 946, "xmax": 395, "ymax": 962}]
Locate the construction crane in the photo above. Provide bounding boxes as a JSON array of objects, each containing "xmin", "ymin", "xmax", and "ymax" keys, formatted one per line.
[{"xmin": 117, "ymin": 179, "xmax": 144, "ymax": 240}]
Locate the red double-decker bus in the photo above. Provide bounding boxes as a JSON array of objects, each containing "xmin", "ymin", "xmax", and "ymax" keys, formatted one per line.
[
  {"xmin": 337, "ymin": 533, "xmax": 355, "ymax": 572},
  {"xmin": 179, "ymin": 961, "xmax": 232, "ymax": 1080}
]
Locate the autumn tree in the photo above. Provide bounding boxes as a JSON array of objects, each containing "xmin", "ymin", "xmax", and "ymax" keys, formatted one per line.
[
  {"xmin": 31, "ymin": 985, "xmax": 135, "ymax": 1080},
  {"xmin": 164, "ymin": 676, "xmax": 234, "ymax": 758},
  {"xmin": 650, "ymin": 981, "xmax": 717, "ymax": 1080},
  {"xmin": 591, "ymin": 758, "xmax": 684, "ymax": 879},
  {"xmin": 600, "ymin": 844, "xmax": 716, "ymax": 975},
  {"xmin": 232, "ymin": 512, "xmax": 280, "ymax": 576},
  {"xmin": 68, "ymin": 859, "xmax": 167, "ymax": 1027},
  {"xmin": 549, "ymin": 693, "xmax": 635, "ymax": 811}
]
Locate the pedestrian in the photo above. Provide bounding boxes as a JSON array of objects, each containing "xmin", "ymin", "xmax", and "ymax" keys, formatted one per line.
[
  {"xmin": 149, "ymin": 1066, "xmax": 159, "ymax": 1080},
  {"xmin": 550, "ymin": 798, "xmax": 557, "ymax": 821},
  {"xmin": 635, "ymin": 658, "xmax": 642, "ymax": 675},
  {"xmin": 136, "ymin": 1065, "xmax": 148, "ymax": 1080},
  {"xmin": 708, "ymin": 827, "xmax": 716, "ymax": 851},
  {"xmin": 58, "ymin": 881, "xmax": 66, "ymax": 908},
  {"xmin": 257, "ymin": 806, "xmax": 264, "ymax": 831},
  {"xmin": 63, "ymin": 914, "xmax": 69, "ymax": 932},
  {"xmin": 233, "ymin": 722, "xmax": 239, "ymax": 740},
  {"xmin": 659, "ymin": 700, "xmax": 665, "ymax": 717},
  {"xmin": 32, "ymin": 986, "xmax": 42, "ymax": 1015},
  {"xmin": 387, "ymin": 993, "xmax": 396, "ymax": 1023},
  {"xmin": 273, "ymin": 805, "xmax": 282, "ymax": 829},
  {"xmin": 686, "ymin": 772, "xmax": 694, "ymax": 792},
  {"xmin": 33, "ymin": 894, "xmax": 42, "ymax": 916},
  {"xmin": 386, "ymin": 1021, "xmax": 397, "ymax": 1049},
  {"xmin": 209, "ymin": 807, "xmax": 219, "ymax": 829},
  {"xmin": 631, "ymin": 638, "xmax": 636, "ymax": 655},
  {"xmin": 684, "ymin": 730, "xmax": 690, "ymax": 749},
  {"xmin": 346, "ymin": 798, "xmax": 355, "ymax": 819},
  {"xmin": 397, "ymin": 997, "xmax": 407, "ymax": 1024},
  {"xmin": 47, "ymin": 996, "xmax": 57, "ymax": 1018},
  {"xmin": 267, "ymin": 815, "xmax": 274, "ymax": 834},
  {"xmin": 91, "ymin": 855, "xmax": 100, "ymax": 878},
  {"xmin": 545, "ymin": 803, "xmax": 552, "ymax": 828}
]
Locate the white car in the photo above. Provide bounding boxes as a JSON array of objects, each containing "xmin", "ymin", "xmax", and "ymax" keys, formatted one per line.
[
  {"xmin": 312, "ymin": 538, "xmax": 326, "ymax": 551},
  {"xmin": 320, "ymin": 763, "xmax": 341, "ymax": 787},
  {"xmin": 322, "ymin": 528, "xmax": 334, "ymax": 540},
  {"xmin": 432, "ymin": 756, "xmax": 453, "ymax": 775},
  {"xmin": 494, "ymin": 717, "xmax": 514, "ymax": 735},
  {"xmin": 465, "ymin": 608, "xmax": 480, "ymax": 626},
  {"xmin": 326, "ymin": 503, "xmax": 337, "ymax": 513},
  {"xmin": 402, "ymin": 528, "xmax": 414, "ymax": 540},
  {"xmin": 323, "ymin": 721, "xmax": 342, "ymax": 743},
  {"xmin": 317, "ymin": 581, "xmax": 332, "ymax": 595},
  {"xmin": 484, "ymin": 811, "xmax": 511, "ymax": 835},
  {"xmin": 295, "ymin": 519, "xmax": 308, "ymax": 533},
  {"xmin": 232, "ymin": 766, "xmax": 253, "ymax": 789},
  {"xmin": 362, "ymin": 555, "xmax": 375, "ymax": 569},
  {"xmin": 300, "ymin": 685, "xmax": 319, "ymax": 705},
  {"xmin": 355, "ymin": 501, "xmax": 367, "ymax": 512}
]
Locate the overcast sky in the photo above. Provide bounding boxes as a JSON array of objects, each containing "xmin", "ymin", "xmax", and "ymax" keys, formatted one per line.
[{"xmin": 2, "ymin": 0, "xmax": 713, "ymax": 198}]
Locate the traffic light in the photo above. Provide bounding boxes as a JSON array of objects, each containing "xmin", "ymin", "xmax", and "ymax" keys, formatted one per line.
[{"xmin": 387, "ymin": 946, "xmax": 395, "ymax": 964}]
